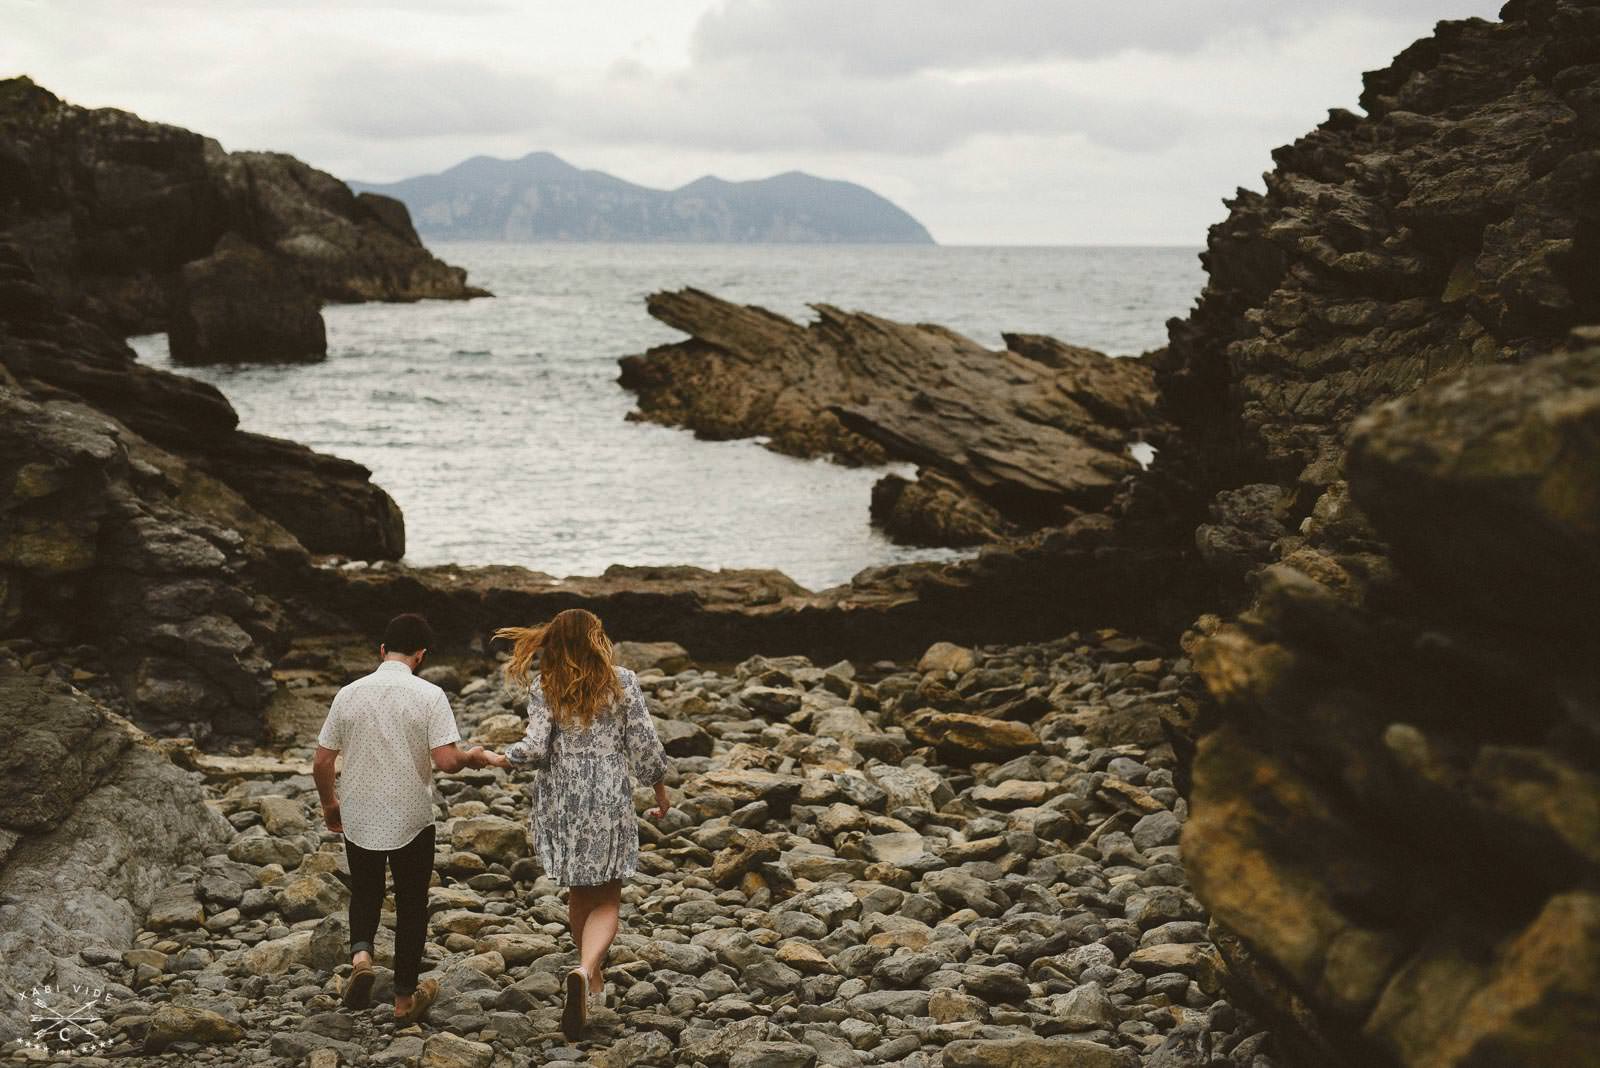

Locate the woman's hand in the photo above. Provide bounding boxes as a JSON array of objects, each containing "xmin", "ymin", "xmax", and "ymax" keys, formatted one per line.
[
  {"xmin": 478, "ymin": 750, "xmax": 511, "ymax": 769},
  {"xmin": 651, "ymin": 782, "xmax": 670, "ymax": 821}
]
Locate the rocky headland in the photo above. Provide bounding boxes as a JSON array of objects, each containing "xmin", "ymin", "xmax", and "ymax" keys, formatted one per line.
[
  {"xmin": 3, "ymin": 1, "xmax": 1600, "ymax": 1065},
  {"xmin": 0, "ymin": 77, "xmax": 488, "ymax": 362}
]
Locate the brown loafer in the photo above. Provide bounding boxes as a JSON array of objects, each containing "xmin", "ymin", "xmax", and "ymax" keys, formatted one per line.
[
  {"xmin": 341, "ymin": 960, "xmax": 374, "ymax": 1009},
  {"xmin": 561, "ymin": 967, "xmax": 588, "ymax": 1040},
  {"xmin": 396, "ymin": 977, "xmax": 438, "ymax": 1026}
]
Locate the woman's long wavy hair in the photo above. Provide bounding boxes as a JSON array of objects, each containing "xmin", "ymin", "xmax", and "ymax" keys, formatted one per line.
[{"xmin": 494, "ymin": 608, "xmax": 622, "ymax": 729}]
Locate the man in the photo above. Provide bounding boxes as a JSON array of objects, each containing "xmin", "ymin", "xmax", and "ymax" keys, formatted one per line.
[{"xmin": 312, "ymin": 613, "xmax": 492, "ymax": 1023}]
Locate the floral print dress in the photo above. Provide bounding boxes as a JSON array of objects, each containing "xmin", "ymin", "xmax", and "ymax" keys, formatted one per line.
[{"xmin": 505, "ymin": 665, "xmax": 669, "ymax": 887}]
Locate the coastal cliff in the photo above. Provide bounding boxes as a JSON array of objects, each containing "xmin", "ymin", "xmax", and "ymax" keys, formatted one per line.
[
  {"xmin": 1152, "ymin": 2, "xmax": 1600, "ymax": 1063},
  {"xmin": 0, "ymin": 77, "xmax": 487, "ymax": 361}
]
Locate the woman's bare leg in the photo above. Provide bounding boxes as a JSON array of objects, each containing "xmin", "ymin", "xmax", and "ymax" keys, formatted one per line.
[
  {"xmin": 576, "ymin": 881, "xmax": 620, "ymax": 994},
  {"xmin": 567, "ymin": 885, "xmax": 594, "ymax": 969}
]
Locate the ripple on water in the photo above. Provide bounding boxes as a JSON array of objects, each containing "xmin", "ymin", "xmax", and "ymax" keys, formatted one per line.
[{"xmin": 128, "ymin": 243, "xmax": 1201, "ymax": 590}]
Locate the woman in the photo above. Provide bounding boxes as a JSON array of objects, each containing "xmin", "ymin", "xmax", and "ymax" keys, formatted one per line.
[{"xmin": 482, "ymin": 609, "xmax": 670, "ymax": 1041}]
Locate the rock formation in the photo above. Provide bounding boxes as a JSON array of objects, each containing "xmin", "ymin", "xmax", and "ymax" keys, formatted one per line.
[
  {"xmin": 1154, "ymin": 3, "xmax": 1600, "ymax": 1063},
  {"xmin": 0, "ymin": 660, "xmax": 231, "ymax": 1045},
  {"xmin": 0, "ymin": 76, "xmax": 487, "ymax": 360},
  {"xmin": 619, "ymin": 288, "xmax": 1162, "ymax": 545}
]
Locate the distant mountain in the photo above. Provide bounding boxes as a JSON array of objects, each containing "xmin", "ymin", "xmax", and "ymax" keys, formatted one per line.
[{"xmin": 348, "ymin": 152, "xmax": 934, "ymax": 244}]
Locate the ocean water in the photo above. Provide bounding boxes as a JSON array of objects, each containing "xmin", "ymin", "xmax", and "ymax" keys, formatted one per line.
[{"xmin": 131, "ymin": 243, "xmax": 1202, "ymax": 591}]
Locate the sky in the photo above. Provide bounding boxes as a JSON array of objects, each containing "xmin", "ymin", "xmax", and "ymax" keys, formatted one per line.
[{"xmin": 4, "ymin": 0, "xmax": 1505, "ymax": 245}]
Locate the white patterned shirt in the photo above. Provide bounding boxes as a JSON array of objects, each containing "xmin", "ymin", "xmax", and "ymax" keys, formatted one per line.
[{"xmin": 317, "ymin": 660, "xmax": 461, "ymax": 850}]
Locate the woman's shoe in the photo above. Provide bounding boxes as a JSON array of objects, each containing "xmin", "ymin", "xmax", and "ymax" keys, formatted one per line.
[
  {"xmin": 395, "ymin": 978, "xmax": 439, "ymax": 1026},
  {"xmin": 340, "ymin": 960, "xmax": 374, "ymax": 1009},
  {"xmin": 562, "ymin": 966, "xmax": 589, "ymax": 1040}
]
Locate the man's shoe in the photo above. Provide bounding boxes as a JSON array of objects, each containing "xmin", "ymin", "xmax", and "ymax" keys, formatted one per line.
[
  {"xmin": 341, "ymin": 960, "xmax": 374, "ymax": 1009},
  {"xmin": 562, "ymin": 967, "xmax": 588, "ymax": 1040},
  {"xmin": 395, "ymin": 978, "xmax": 439, "ymax": 1026}
]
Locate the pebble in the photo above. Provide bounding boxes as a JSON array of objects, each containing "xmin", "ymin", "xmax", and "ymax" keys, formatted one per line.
[{"xmin": 90, "ymin": 634, "xmax": 1273, "ymax": 1067}]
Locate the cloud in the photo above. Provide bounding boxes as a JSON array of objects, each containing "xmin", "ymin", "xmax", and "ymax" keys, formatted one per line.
[
  {"xmin": 689, "ymin": 0, "xmax": 1501, "ymax": 74},
  {"xmin": 314, "ymin": 59, "xmax": 559, "ymax": 139},
  {"xmin": 5, "ymin": 0, "xmax": 1513, "ymax": 243},
  {"xmin": 307, "ymin": 54, "xmax": 1190, "ymax": 157}
]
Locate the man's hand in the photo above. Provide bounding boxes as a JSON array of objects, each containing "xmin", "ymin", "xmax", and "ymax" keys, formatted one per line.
[
  {"xmin": 481, "ymin": 751, "xmax": 511, "ymax": 769},
  {"xmin": 323, "ymin": 801, "xmax": 343, "ymax": 834}
]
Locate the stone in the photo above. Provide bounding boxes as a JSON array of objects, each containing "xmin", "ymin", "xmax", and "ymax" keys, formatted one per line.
[
  {"xmin": 1055, "ymin": 982, "xmax": 1121, "ymax": 1030},
  {"xmin": 146, "ymin": 883, "xmax": 204, "ymax": 931},
  {"xmin": 730, "ymin": 1042, "xmax": 818, "ymax": 1068},
  {"xmin": 613, "ymin": 641, "xmax": 693, "ymax": 673},
  {"xmin": 421, "ymin": 1032, "xmax": 494, "ymax": 1068},
  {"xmin": 904, "ymin": 711, "xmax": 1038, "ymax": 764},
  {"xmin": 943, "ymin": 1038, "xmax": 1136, "ymax": 1068},
  {"xmin": 450, "ymin": 815, "xmax": 528, "ymax": 866},
  {"xmin": 276, "ymin": 872, "xmax": 349, "ymax": 921},
  {"xmin": 919, "ymin": 642, "xmax": 977, "ymax": 676},
  {"xmin": 1130, "ymin": 810, "xmax": 1181, "ymax": 852},
  {"xmin": 227, "ymin": 835, "xmax": 305, "ymax": 868},
  {"xmin": 238, "ymin": 929, "xmax": 314, "ymax": 976},
  {"xmin": 256, "ymin": 794, "xmax": 309, "ymax": 835},
  {"xmin": 143, "ymin": 1004, "xmax": 243, "ymax": 1052}
]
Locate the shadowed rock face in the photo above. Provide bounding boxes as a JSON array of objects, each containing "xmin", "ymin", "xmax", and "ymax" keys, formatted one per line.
[
  {"xmin": 1186, "ymin": 344, "xmax": 1600, "ymax": 1067},
  {"xmin": 1163, "ymin": 2, "xmax": 1600, "ymax": 1063},
  {"xmin": 619, "ymin": 288, "xmax": 1162, "ymax": 544},
  {"xmin": 0, "ymin": 663, "xmax": 230, "ymax": 1043},
  {"xmin": 1154, "ymin": 0, "xmax": 1600, "ymax": 508},
  {"xmin": 0, "ymin": 76, "xmax": 486, "ymax": 358}
]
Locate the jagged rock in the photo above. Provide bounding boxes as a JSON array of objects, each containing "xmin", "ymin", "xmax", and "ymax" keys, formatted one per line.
[
  {"xmin": 1185, "ymin": 342, "xmax": 1600, "ymax": 1063},
  {"xmin": 168, "ymin": 234, "xmax": 326, "ymax": 364},
  {"xmin": 0, "ymin": 76, "xmax": 485, "ymax": 336},
  {"xmin": 619, "ymin": 288, "xmax": 1161, "ymax": 537}
]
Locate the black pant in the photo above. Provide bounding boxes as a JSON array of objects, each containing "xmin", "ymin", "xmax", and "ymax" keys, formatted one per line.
[{"xmin": 345, "ymin": 824, "xmax": 434, "ymax": 996}]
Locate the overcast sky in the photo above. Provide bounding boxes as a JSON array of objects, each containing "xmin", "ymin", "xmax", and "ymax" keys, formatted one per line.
[{"xmin": 5, "ymin": 0, "xmax": 1504, "ymax": 244}]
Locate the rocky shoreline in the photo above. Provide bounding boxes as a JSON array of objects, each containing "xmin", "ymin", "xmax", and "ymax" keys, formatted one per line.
[
  {"xmin": 4, "ymin": 635, "xmax": 1275, "ymax": 1068},
  {"xmin": 3, "ymin": 2, "xmax": 1600, "ymax": 1065}
]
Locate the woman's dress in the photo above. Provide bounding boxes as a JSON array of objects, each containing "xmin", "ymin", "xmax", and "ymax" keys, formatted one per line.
[{"xmin": 505, "ymin": 665, "xmax": 669, "ymax": 886}]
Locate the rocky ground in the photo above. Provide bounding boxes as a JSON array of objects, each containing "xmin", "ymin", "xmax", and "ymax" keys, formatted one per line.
[{"xmin": 4, "ymin": 635, "xmax": 1276, "ymax": 1068}]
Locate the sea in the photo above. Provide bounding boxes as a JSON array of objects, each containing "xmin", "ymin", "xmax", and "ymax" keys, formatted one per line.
[{"xmin": 131, "ymin": 244, "xmax": 1203, "ymax": 592}]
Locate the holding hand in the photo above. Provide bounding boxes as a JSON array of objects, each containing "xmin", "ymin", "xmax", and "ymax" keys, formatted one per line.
[{"xmin": 476, "ymin": 749, "xmax": 511, "ymax": 769}]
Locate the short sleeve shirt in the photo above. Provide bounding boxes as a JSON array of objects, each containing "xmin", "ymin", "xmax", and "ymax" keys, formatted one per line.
[{"xmin": 317, "ymin": 660, "xmax": 461, "ymax": 850}]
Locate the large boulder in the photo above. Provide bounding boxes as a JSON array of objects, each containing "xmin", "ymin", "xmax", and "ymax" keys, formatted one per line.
[
  {"xmin": 168, "ymin": 234, "xmax": 326, "ymax": 364},
  {"xmin": 0, "ymin": 664, "xmax": 231, "ymax": 1044}
]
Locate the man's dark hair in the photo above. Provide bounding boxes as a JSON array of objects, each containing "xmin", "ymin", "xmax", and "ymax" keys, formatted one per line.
[{"xmin": 383, "ymin": 613, "xmax": 433, "ymax": 655}]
